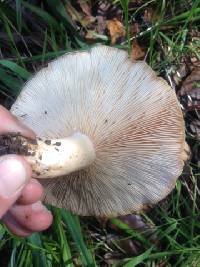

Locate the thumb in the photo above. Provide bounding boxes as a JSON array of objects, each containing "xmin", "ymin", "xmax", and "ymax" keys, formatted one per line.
[{"xmin": 0, "ymin": 155, "xmax": 31, "ymax": 218}]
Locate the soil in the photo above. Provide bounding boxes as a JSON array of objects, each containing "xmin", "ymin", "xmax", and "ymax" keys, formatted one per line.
[{"xmin": 0, "ymin": 133, "xmax": 37, "ymax": 156}]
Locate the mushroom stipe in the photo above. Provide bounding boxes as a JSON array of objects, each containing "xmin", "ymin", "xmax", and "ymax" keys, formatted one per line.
[
  {"xmin": 0, "ymin": 133, "xmax": 95, "ymax": 178},
  {"xmin": 6, "ymin": 45, "xmax": 188, "ymax": 217}
]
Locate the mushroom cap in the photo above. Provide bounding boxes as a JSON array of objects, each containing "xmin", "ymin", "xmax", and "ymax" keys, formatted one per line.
[{"xmin": 11, "ymin": 45, "xmax": 185, "ymax": 217}]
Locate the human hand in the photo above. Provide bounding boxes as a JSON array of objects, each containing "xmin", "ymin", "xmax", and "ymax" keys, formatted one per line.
[{"xmin": 0, "ymin": 105, "xmax": 52, "ymax": 236}]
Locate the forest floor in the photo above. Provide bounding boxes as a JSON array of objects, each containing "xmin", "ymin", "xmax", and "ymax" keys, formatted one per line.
[{"xmin": 0, "ymin": 1, "xmax": 200, "ymax": 266}]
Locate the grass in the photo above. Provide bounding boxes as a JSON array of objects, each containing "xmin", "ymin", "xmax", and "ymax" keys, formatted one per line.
[{"xmin": 0, "ymin": 0, "xmax": 200, "ymax": 266}]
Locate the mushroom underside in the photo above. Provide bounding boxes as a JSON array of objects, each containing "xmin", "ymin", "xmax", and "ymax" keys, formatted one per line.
[{"xmin": 11, "ymin": 45, "xmax": 185, "ymax": 216}]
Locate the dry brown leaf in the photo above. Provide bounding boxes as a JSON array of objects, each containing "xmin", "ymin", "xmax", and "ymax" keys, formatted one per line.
[
  {"xmin": 85, "ymin": 30, "xmax": 97, "ymax": 42},
  {"xmin": 97, "ymin": 16, "xmax": 107, "ymax": 35},
  {"xmin": 96, "ymin": 0, "xmax": 110, "ymax": 34},
  {"xmin": 143, "ymin": 7, "xmax": 155, "ymax": 23},
  {"xmin": 131, "ymin": 39, "xmax": 145, "ymax": 61},
  {"xmin": 181, "ymin": 67, "xmax": 200, "ymax": 94},
  {"xmin": 155, "ymin": 260, "xmax": 168, "ymax": 267},
  {"xmin": 130, "ymin": 22, "xmax": 140, "ymax": 35},
  {"xmin": 77, "ymin": 0, "xmax": 96, "ymax": 27},
  {"xmin": 190, "ymin": 119, "xmax": 200, "ymax": 138},
  {"xmin": 81, "ymin": 15, "xmax": 96, "ymax": 27},
  {"xmin": 107, "ymin": 18, "xmax": 125, "ymax": 45},
  {"xmin": 65, "ymin": 2, "xmax": 95, "ymax": 28},
  {"xmin": 85, "ymin": 30, "xmax": 108, "ymax": 43},
  {"xmin": 173, "ymin": 63, "xmax": 189, "ymax": 86},
  {"xmin": 179, "ymin": 66, "xmax": 200, "ymax": 110},
  {"xmin": 78, "ymin": 0, "xmax": 92, "ymax": 16},
  {"xmin": 106, "ymin": 233, "xmax": 141, "ymax": 255}
]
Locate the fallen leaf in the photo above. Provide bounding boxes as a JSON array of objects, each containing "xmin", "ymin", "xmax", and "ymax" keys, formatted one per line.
[
  {"xmin": 179, "ymin": 66, "xmax": 200, "ymax": 110},
  {"xmin": 104, "ymin": 251, "xmax": 124, "ymax": 265},
  {"xmin": 181, "ymin": 67, "xmax": 200, "ymax": 94},
  {"xmin": 128, "ymin": 0, "xmax": 144, "ymax": 11},
  {"xmin": 97, "ymin": 16, "xmax": 107, "ymax": 35},
  {"xmin": 107, "ymin": 18, "xmax": 125, "ymax": 45},
  {"xmin": 131, "ymin": 39, "xmax": 145, "ymax": 61},
  {"xmin": 65, "ymin": 1, "xmax": 95, "ymax": 28},
  {"xmin": 96, "ymin": 0, "xmax": 111, "ymax": 34},
  {"xmin": 155, "ymin": 260, "xmax": 168, "ymax": 267},
  {"xmin": 85, "ymin": 30, "xmax": 108, "ymax": 43},
  {"xmin": 173, "ymin": 63, "xmax": 189, "ymax": 86},
  {"xmin": 143, "ymin": 7, "xmax": 155, "ymax": 23},
  {"xmin": 130, "ymin": 22, "xmax": 140, "ymax": 35},
  {"xmin": 106, "ymin": 233, "xmax": 141, "ymax": 256},
  {"xmin": 190, "ymin": 119, "xmax": 200, "ymax": 138},
  {"xmin": 78, "ymin": 0, "xmax": 92, "ymax": 17},
  {"xmin": 81, "ymin": 15, "xmax": 96, "ymax": 27}
]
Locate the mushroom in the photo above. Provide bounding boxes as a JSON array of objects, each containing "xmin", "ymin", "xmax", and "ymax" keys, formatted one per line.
[{"xmin": 7, "ymin": 45, "xmax": 186, "ymax": 217}]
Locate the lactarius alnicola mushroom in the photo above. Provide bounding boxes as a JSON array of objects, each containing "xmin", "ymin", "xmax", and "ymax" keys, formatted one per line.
[{"xmin": 8, "ymin": 45, "xmax": 187, "ymax": 217}]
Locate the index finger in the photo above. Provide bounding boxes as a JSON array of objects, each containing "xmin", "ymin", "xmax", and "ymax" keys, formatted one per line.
[{"xmin": 0, "ymin": 105, "xmax": 35, "ymax": 139}]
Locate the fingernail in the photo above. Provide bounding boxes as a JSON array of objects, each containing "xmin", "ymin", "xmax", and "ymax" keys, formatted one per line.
[
  {"xmin": 32, "ymin": 201, "xmax": 51, "ymax": 213},
  {"xmin": 0, "ymin": 157, "xmax": 28, "ymax": 198}
]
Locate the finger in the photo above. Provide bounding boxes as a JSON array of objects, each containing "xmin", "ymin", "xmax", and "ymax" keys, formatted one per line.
[
  {"xmin": 0, "ymin": 105, "xmax": 35, "ymax": 138},
  {"xmin": 17, "ymin": 179, "xmax": 43, "ymax": 205},
  {"xmin": 10, "ymin": 201, "xmax": 53, "ymax": 232},
  {"xmin": 3, "ymin": 212, "xmax": 33, "ymax": 237},
  {"xmin": 0, "ymin": 155, "xmax": 31, "ymax": 218}
]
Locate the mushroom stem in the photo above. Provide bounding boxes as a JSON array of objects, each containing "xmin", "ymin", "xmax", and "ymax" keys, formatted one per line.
[{"xmin": 0, "ymin": 132, "xmax": 95, "ymax": 178}]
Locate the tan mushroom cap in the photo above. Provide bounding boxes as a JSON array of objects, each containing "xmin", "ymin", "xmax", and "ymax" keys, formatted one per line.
[{"xmin": 11, "ymin": 45, "xmax": 185, "ymax": 217}]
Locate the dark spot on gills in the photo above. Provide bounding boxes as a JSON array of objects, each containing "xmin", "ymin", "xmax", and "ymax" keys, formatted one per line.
[
  {"xmin": 53, "ymin": 142, "xmax": 61, "ymax": 146},
  {"xmin": 45, "ymin": 140, "xmax": 51, "ymax": 145}
]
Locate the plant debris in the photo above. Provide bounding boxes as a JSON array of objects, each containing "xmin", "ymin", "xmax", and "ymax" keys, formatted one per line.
[
  {"xmin": 179, "ymin": 66, "xmax": 200, "ymax": 111},
  {"xmin": 107, "ymin": 18, "xmax": 125, "ymax": 45}
]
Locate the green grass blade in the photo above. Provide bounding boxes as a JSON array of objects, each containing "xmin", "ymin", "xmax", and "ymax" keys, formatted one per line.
[
  {"xmin": 0, "ymin": 11, "xmax": 24, "ymax": 67},
  {"xmin": 45, "ymin": 0, "xmax": 83, "ymax": 46},
  {"xmin": 8, "ymin": 243, "xmax": 17, "ymax": 267},
  {"xmin": 120, "ymin": 0, "xmax": 131, "ymax": 54},
  {"xmin": 45, "ymin": 0, "xmax": 74, "ymax": 29},
  {"xmin": 0, "ymin": 60, "xmax": 31, "ymax": 80},
  {"xmin": 50, "ymin": 26, "xmax": 58, "ymax": 53},
  {"xmin": 62, "ymin": 210, "xmax": 96, "ymax": 267},
  {"xmin": 27, "ymin": 233, "xmax": 47, "ymax": 267},
  {"xmin": 42, "ymin": 29, "xmax": 48, "ymax": 64},
  {"xmin": 0, "ymin": 68, "xmax": 22, "ymax": 93},
  {"xmin": 22, "ymin": 1, "xmax": 60, "ymax": 30},
  {"xmin": 20, "ymin": 46, "xmax": 90, "ymax": 64},
  {"xmin": 124, "ymin": 247, "xmax": 153, "ymax": 267},
  {"xmin": 0, "ymin": 2, "xmax": 17, "ymax": 25},
  {"xmin": 16, "ymin": 0, "xmax": 22, "ymax": 33},
  {"xmin": 110, "ymin": 218, "xmax": 151, "ymax": 246},
  {"xmin": 52, "ymin": 207, "xmax": 74, "ymax": 267},
  {"xmin": 21, "ymin": 50, "xmax": 69, "ymax": 63},
  {"xmin": 165, "ymin": 8, "xmax": 200, "ymax": 25}
]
